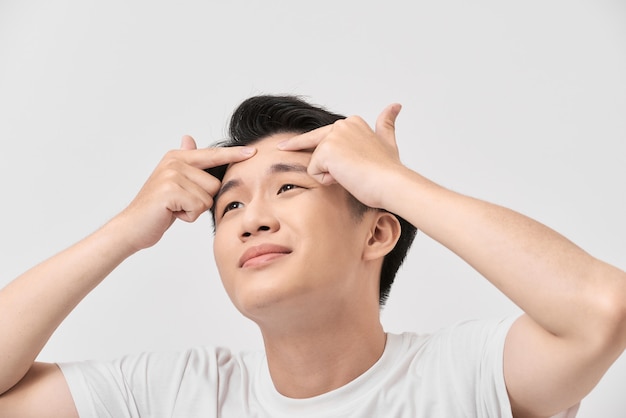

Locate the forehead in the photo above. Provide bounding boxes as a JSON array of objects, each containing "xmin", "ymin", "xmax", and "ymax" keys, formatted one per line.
[{"xmin": 222, "ymin": 133, "xmax": 311, "ymax": 181}]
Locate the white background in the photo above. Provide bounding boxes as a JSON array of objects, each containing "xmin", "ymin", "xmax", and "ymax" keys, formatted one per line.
[{"xmin": 0, "ymin": 1, "xmax": 624, "ymax": 416}]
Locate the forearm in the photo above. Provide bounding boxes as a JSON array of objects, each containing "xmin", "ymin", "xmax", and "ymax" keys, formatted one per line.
[
  {"xmin": 390, "ymin": 168, "xmax": 626, "ymax": 341},
  {"xmin": 0, "ymin": 139, "xmax": 249, "ymax": 398},
  {"xmin": 0, "ymin": 217, "xmax": 137, "ymax": 394}
]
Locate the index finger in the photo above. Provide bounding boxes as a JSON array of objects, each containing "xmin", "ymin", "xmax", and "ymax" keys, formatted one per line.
[
  {"xmin": 276, "ymin": 124, "xmax": 333, "ymax": 151},
  {"xmin": 182, "ymin": 146, "xmax": 257, "ymax": 170}
]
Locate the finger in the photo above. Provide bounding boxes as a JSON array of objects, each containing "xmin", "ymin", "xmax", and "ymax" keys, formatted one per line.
[
  {"xmin": 179, "ymin": 164, "xmax": 223, "ymax": 197},
  {"xmin": 171, "ymin": 192, "xmax": 211, "ymax": 223},
  {"xmin": 180, "ymin": 135, "xmax": 198, "ymax": 150},
  {"xmin": 156, "ymin": 164, "xmax": 218, "ymax": 205},
  {"xmin": 317, "ymin": 172, "xmax": 337, "ymax": 186},
  {"xmin": 306, "ymin": 158, "xmax": 337, "ymax": 185},
  {"xmin": 165, "ymin": 175, "xmax": 216, "ymax": 222},
  {"xmin": 276, "ymin": 124, "xmax": 334, "ymax": 151},
  {"xmin": 375, "ymin": 103, "xmax": 402, "ymax": 147},
  {"xmin": 181, "ymin": 146, "xmax": 257, "ymax": 170}
]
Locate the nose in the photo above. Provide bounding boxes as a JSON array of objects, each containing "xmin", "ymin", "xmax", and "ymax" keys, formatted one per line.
[{"xmin": 239, "ymin": 198, "xmax": 280, "ymax": 239}]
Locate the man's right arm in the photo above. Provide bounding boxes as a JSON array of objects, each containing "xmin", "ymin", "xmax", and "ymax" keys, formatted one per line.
[
  {"xmin": 0, "ymin": 137, "xmax": 255, "ymax": 416},
  {"xmin": 0, "ymin": 215, "xmax": 142, "ymax": 395}
]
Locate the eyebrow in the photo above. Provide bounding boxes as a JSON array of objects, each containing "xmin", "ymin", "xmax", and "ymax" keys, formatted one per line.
[
  {"xmin": 268, "ymin": 163, "xmax": 308, "ymax": 175},
  {"xmin": 214, "ymin": 163, "xmax": 309, "ymax": 207}
]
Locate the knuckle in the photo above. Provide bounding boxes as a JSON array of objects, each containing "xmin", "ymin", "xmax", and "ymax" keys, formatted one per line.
[
  {"xmin": 158, "ymin": 160, "xmax": 182, "ymax": 177},
  {"xmin": 199, "ymin": 193, "xmax": 213, "ymax": 209},
  {"xmin": 163, "ymin": 149, "xmax": 180, "ymax": 161},
  {"xmin": 345, "ymin": 115, "xmax": 365, "ymax": 125},
  {"xmin": 334, "ymin": 119, "xmax": 348, "ymax": 129},
  {"xmin": 202, "ymin": 176, "xmax": 220, "ymax": 195},
  {"xmin": 160, "ymin": 180, "xmax": 181, "ymax": 195},
  {"xmin": 162, "ymin": 155, "xmax": 183, "ymax": 168},
  {"xmin": 160, "ymin": 168, "xmax": 181, "ymax": 182},
  {"xmin": 189, "ymin": 202, "xmax": 205, "ymax": 215}
]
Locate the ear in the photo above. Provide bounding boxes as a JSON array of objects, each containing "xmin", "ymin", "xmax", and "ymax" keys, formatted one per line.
[{"xmin": 362, "ymin": 211, "xmax": 401, "ymax": 261}]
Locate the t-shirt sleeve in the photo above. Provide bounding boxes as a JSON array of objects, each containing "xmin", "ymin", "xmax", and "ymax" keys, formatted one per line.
[
  {"xmin": 427, "ymin": 316, "xmax": 517, "ymax": 417},
  {"xmin": 426, "ymin": 316, "xmax": 579, "ymax": 418},
  {"xmin": 57, "ymin": 347, "xmax": 222, "ymax": 418}
]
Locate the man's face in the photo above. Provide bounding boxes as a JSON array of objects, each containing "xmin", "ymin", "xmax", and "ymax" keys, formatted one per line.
[{"xmin": 212, "ymin": 133, "xmax": 375, "ymax": 323}]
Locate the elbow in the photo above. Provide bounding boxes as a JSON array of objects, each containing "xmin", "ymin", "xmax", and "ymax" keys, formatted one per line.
[
  {"xmin": 592, "ymin": 267, "xmax": 626, "ymax": 353},
  {"xmin": 611, "ymin": 283, "xmax": 626, "ymax": 350}
]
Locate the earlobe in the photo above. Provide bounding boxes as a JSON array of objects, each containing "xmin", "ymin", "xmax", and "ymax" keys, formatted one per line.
[{"xmin": 363, "ymin": 212, "xmax": 401, "ymax": 261}]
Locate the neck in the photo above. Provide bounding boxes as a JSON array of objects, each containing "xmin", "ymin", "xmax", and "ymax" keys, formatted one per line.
[{"xmin": 258, "ymin": 303, "xmax": 386, "ymax": 399}]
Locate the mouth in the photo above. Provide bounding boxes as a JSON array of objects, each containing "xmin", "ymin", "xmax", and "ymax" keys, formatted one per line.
[{"xmin": 239, "ymin": 244, "xmax": 292, "ymax": 268}]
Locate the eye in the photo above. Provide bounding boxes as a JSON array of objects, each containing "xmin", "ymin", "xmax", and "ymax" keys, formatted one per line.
[
  {"xmin": 277, "ymin": 184, "xmax": 299, "ymax": 194},
  {"xmin": 222, "ymin": 201, "xmax": 244, "ymax": 215}
]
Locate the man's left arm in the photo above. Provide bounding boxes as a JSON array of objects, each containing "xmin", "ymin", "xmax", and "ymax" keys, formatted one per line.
[
  {"xmin": 392, "ymin": 173, "xmax": 626, "ymax": 417},
  {"xmin": 278, "ymin": 105, "xmax": 626, "ymax": 417}
]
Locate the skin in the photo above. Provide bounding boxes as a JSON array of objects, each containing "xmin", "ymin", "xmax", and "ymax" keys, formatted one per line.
[
  {"xmin": 0, "ymin": 141, "xmax": 256, "ymax": 417},
  {"xmin": 0, "ymin": 103, "xmax": 625, "ymax": 417},
  {"xmin": 213, "ymin": 134, "xmax": 389, "ymax": 324},
  {"xmin": 212, "ymin": 134, "xmax": 400, "ymax": 397},
  {"xmin": 279, "ymin": 105, "xmax": 626, "ymax": 416}
]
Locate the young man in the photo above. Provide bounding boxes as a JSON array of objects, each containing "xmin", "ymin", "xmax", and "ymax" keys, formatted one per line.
[{"xmin": 0, "ymin": 95, "xmax": 624, "ymax": 417}]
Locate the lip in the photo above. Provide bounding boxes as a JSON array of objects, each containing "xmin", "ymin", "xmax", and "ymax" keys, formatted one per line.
[{"xmin": 238, "ymin": 243, "xmax": 292, "ymax": 268}]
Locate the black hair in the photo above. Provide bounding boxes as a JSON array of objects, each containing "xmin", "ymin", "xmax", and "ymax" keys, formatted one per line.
[{"xmin": 207, "ymin": 95, "xmax": 417, "ymax": 306}]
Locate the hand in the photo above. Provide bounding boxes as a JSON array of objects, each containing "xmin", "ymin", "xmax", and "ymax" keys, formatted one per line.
[
  {"xmin": 115, "ymin": 136, "xmax": 256, "ymax": 251},
  {"xmin": 277, "ymin": 104, "xmax": 405, "ymax": 209}
]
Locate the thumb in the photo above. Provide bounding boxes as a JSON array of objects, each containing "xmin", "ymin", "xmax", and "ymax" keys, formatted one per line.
[
  {"xmin": 375, "ymin": 103, "xmax": 402, "ymax": 148},
  {"xmin": 180, "ymin": 135, "xmax": 198, "ymax": 150}
]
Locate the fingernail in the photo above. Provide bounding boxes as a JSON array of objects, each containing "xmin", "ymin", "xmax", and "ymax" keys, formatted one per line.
[
  {"xmin": 276, "ymin": 140, "xmax": 288, "ymax": 150},
  {"xmin": 240, "ymin": 146, "xmax": 256, "ymax": 156}
]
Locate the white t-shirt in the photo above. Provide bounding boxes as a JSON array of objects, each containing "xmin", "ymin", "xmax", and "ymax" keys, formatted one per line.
[{"xmin": 58, "ymin": 317, "xmax": 579, "ymax": 417}]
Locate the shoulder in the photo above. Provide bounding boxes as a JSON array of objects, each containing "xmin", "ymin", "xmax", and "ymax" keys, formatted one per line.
[
  {"xmin": 393, "ymin": 316, "xmax": 518, "ymax": 355},
  {"xmin": 58, "ymin": 346, "xmax": 265, "ymax": 417},
  {"xmin": 60, "ymin": 345, "xmax": 264, "ymax": 382},
  {"xmin": 386, "ymin": 317, "xmax": 518, "ymax": 416},
  {"xmin": 385, "ymin": 316, "xmax": 518, "ymax": 385}
]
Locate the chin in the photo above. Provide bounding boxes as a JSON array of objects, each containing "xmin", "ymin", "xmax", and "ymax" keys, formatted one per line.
[{"xmin": 229, "ymin": 281, "xmax": 316, "ymax": 325}]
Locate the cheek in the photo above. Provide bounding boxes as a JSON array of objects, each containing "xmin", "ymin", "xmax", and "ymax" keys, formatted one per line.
[
  {"xmin": 302, "ymin": 218, "xmax": 365, "ymax": 262},
  {"xmin": 213, "ymin": 237, "xmax": 238, "ymax": 302},
  {"xmin": 212, "ymin": 228, "xmax": 233, "ymax": 272}
]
